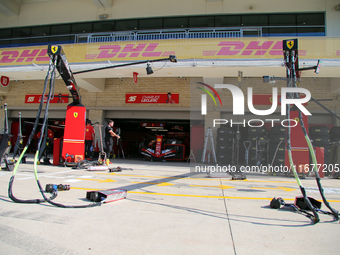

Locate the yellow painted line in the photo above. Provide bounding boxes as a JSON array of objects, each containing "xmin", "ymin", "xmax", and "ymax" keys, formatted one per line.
[
  {"xmin": 98, "ymin": 179, "xmax": 117, "ymax": 183},
  {"xmin": 96, "ymin": 173, "xmax": 193, "ymax": 179},
  {"xmin": 96, "ymin": 173, "xmax": 296, "ymax": 184},
  {"xmin": 77, "ymin": 178, "xmax": 116, "ymax": 183},
  {"xmin": 233, "ymin": 179, "xmax": 296, "ymax": 184},
  {"xmin": 251, "ymin": 186, "xmax": 297, "ymax": 192},
  {"xmin": 131, "ymin": 181, "xmax": 174, "ymax": 187},
  {"xmin": 126, "ymin": 191, "xmax": 298, "ymax": 201},
  {"xmin": 189, "ymin": 184, "xmax": 234, "ymax": 189},
  {"xmin": 70, "ymin": 187, "xmax": 340, "ymax": 202}
]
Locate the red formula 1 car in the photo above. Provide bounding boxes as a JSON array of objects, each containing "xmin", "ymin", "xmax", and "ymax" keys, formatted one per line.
[{"xmin": 140, "ymin": 135, "xmax": 177, "ymax": 161}]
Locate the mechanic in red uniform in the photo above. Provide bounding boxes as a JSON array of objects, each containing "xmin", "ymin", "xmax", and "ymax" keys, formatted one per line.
[{"xmin": 85, "ymin": 119, "xmax": 95, "ymax": 158}]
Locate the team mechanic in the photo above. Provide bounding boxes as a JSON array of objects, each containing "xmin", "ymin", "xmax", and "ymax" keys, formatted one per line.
[
  {"xmin": 105, "ymin": 120, "xmax": 120, "ymax": 159},
  {"xmin": 85, "ymin": 119, "xmax": 95, "ymax": 158}
]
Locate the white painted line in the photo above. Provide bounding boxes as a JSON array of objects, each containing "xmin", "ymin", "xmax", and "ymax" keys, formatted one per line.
[
  {"xmin": 16, "ymin": 169, "xmax": 78, "ymax": 180},
  {"xmin": 305, "ymin": 187, "xmax": 340, "ymax": 194}
]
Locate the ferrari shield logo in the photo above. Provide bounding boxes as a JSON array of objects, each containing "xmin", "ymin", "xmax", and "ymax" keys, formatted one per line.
[
  {"xmin": 51, "ymin": 45, "xmax": 58, "ymax": 54},
  {"xmin": 74, "ymin": 112, "xmax": 78, "ymax": 118},
  {"xmin": 286, "ymin": 40, "xmax": 294, "ymax": 50}
]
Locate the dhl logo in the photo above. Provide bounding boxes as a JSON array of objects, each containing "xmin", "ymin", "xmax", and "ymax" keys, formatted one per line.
[
  {"xmin": 85, "ymin": 43, "xmax": 175, "ymax": 59},
  {"xmin": 0, "ymin": 49, "xmax": 50, "ymax": 63},
  {"xmin": 203, "ymin": 41, "xmax": 306, "ymax": 56}
]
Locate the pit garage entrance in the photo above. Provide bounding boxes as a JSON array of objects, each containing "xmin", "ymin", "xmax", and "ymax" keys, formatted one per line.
[
  {"xmin": 104, "ymin": 109, "xmax": 190, "ymax": 161},
  {"xmin": 103, "ymin": 118, "xmax": 190, "ymax": 161}
]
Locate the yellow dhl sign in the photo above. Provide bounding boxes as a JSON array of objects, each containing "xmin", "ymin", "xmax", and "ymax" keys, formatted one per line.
[{"xmin": 0, "ymin": 37, "xmax": 339, "ymax": 66}]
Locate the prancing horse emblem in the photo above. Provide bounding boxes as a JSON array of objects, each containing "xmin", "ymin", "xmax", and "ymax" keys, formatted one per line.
[
  {"xmin": 51, "ymin": 45, "xmax": 58, "ymax": 54},
  {"xmin": 74, "ymin": 112, "xmax": 78, "ymax": 118},
  {"xmin": 286, "ymin": 40, "xmax": 294, "ymax": 50}
]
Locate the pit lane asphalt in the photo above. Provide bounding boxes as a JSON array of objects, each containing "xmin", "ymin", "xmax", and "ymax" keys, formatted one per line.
[{"xmin": 0, "ymin": 155, "xmax": 339, "ymax": 255}]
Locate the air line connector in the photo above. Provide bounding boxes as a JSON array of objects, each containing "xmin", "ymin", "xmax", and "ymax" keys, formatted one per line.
[{"xmin": 45, "ymin": 184, "xmax": 71, "ymax": 193}]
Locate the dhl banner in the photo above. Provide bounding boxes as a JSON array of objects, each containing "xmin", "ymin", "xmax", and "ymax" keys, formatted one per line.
[{"xmin": 0, "ymin": 37, "xmax": 340, "ymax": 66}]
